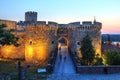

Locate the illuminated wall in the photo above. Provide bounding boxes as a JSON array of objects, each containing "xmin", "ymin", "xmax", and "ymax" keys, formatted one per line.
[
  {"xmin": 0, "ymin": 32, "xmax": 25, "ymax": 59},
  {"xmin": 0, "ymin": 18, "xmax": 102, "ymax": 65},
  {"xmin": 0, "ymin": 21, "xmax": 58, "ymax": 66},
  {"xmin": 0, "ymin": 19, "xmax": 17, "ymax": 30},
  {"xmin": 1, "ymin": 45, "xmax": 25, "ymax": 59},
  {"xmin": 69, "ymin": 22, "xmax": 102, "ymax": 58},
  {"xmin": 25, "ymin": 40, "xmax": 51, "ymax": 65},
  {"xmin": 24, "ymin": 25, "xmax": 58, "ymax": 65}
]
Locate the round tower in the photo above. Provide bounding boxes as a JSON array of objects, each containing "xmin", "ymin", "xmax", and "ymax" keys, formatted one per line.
[{"xmin": 25, "ymin": 11, "xmax": 37, "ymax": 22}]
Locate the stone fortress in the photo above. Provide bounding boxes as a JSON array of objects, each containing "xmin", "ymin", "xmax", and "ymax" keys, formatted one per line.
[{"xmin": 0, "ymin": 11, "xmax": 102, "ymax": 65}]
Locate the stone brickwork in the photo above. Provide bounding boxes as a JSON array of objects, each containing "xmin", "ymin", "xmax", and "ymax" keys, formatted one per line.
[
  {"xmin": 76, "ymin": 66, "xmax": 120, "ymax": 74},
  {"xmin": 0, "ymin": 11, "xmax": 102, "ymax": 65},
  {"xmin": 0, "ymin": 19, "xmax": 17, "ymax": 30},
  {"xmin": 25, "ymin": 11, "xmax": 37, "ymax": 22},
  {"xmin": 24, "ymin": 23, "xmax": 58, "ymax": 64},
  {"xmin": 68, "ymin": 21, "xmax": 102, "ymax": 58}
]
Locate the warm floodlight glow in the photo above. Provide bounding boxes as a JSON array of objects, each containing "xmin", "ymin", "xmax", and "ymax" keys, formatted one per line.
[
  {"xmin": 95, "ymin": 48, "xmax": 101, "ymax": 56},
  {"xmin": 1, "ymin": 45, "xmax": 25, "ymax": 58},
  {"xmin": 25, "ymin": 40, "xmax": 51, "ymax": 65},
  {"xmin": 1, "ymin": 45, "xmax": 15, "ymax": 58},
  {"xmin": 27, "ymin": 45, "xmax": 33, "ymax": 58}
]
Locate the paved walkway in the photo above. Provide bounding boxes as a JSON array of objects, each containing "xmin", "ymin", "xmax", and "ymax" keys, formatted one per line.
[
  {"xmin": 47, "ymin": 73, "xmax": 120, "ymax": 80},
  {"xmin": 47, "ymin": 45, "xmax": 120, "ymax": 80},
  {"xmin": 53, "ymin": 45, "xmax": 75, "ymax": 74}
]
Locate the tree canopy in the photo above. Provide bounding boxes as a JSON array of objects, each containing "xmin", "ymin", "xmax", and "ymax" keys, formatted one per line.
[
  {"xmin": 80, "ymin": 34, "xmax": 95, "ymax": 65},
  {"xmin": 0, "ymin": 24, "xmax": 19, "ymax": 46}
]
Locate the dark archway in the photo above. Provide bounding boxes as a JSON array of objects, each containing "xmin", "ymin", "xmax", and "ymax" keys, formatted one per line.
[
  {"xmin": 58, "ymin": 37, "xmax": 68, "ymax": 46},
  {"xmin": 59, "ymin": 38, "xmax": 67, "ymax": 45},
  {"xmin": 58, "ymin": 37, "xmax": 68, "ymax": 50}
]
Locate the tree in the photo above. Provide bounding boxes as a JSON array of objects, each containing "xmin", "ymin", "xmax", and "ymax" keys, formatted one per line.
[
  {"xmin": 102, "ymin": 50, "xmax": 120, "ymax": 65},
  {"xmin": 116, "ymin": 43, "xmax": 119, "ymax": 47},
  {"xmin": 80, "ymin": 34, "xmax": 95, "ymax": 65},
  {"xmin": 107, "ymin": 34, "xmax": 111, "ymax": 44},
  {"xmin": 0, "ymin": 24, "xmax": 19, "ymax": 46}
]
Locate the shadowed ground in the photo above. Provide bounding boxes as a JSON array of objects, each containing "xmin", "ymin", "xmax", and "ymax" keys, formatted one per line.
[{"xmin": 54, "ymin": 45, "xmax": 75, "ymax": 74}]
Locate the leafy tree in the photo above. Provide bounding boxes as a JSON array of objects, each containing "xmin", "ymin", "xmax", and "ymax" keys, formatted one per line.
[
  {"xmin": 102, "ymin": 50, "xmax": 120, "ymax": 65},
  {"xmin": 0, "ymin": 24, "xmax": 19, "ymax": 46},
  {"xmin": 116, "ymin": 43, "xmax": 119, "ymax": 47},
  {"xmin": 80, "ymin": 34, "xmax": 95, "ymax": 65}
]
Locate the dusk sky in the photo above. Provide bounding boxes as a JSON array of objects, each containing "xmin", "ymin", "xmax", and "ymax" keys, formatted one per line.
[{"xmin": 0, "ymin": 0, "xmax": 120, "ymax": 34}]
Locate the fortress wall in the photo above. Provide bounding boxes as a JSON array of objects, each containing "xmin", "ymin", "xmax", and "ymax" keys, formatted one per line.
[
  {"xmin": 80, "ymin": 30, "xmax": 101, "ymax": 56},
  {"xmin": 82, "ymin": 21, "xmax": 92, "ymax": 25},
  {"xmin": 68, "ymin": 22, "xmax": 80, "ymax": 27},
  {"xmin": 0, "ymin": 32, "xmax": 26, "ymax": 59},
  {"xmin": 69, "ymin": 25, "xmax": 102, "ymax": 58},
  {"xmin": 0, "ymin": 20, "xmax": 25, "ymax": 59},
  {"xmin": 48, "ymin": 21, "xmax": 58, "ymax": 27},
  {"xmin": 0, "ymin": 19, "xmax": 17, "ymax": 30},
  {"xmin": 0, "ymin": 12, "xmax": 102, "ymax": 65},
  {"xmin": 24, "ymin": 25, "xmax": 58, "ymax": 65},
  {"xmin": 1, "ymin": 45, "xmax": 25, "ymax": 59},
  {"xmin": 37, "ymin": 21, "xmax": 46, "ymax": 25}
]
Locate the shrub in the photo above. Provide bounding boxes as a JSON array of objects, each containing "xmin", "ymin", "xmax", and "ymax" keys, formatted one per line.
[{"xmin": 102, "ymin": 50, "xmax": 120, "ymax": 65}]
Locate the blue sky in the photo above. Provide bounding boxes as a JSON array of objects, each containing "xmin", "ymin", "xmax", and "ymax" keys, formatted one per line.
[{"xmin": 0, "ymin": 0, "xmax": 120, "ymax": 34}]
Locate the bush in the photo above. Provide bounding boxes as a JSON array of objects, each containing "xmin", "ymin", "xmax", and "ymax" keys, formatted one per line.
[
  {"xmin": 102, "ymin": 50, "xmax": 120, "ymax": 65},
  {"xmin": 92, "ymin": 57, "xmax": 103, "ymax": 65}
]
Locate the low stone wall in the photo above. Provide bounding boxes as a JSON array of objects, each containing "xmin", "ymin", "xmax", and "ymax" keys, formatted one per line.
[
  {"xmin": 76, "ymin": 66, "xmax": 120, "ymax": 74},
  {"xmin": 46, "ymin": 48, "xmax": 58, "ymax": 73}
]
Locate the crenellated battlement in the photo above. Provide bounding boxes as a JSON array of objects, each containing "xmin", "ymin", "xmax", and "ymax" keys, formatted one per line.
[
  {"xmin": 25, "ymin": 11, "xmax": 37, "ymax": 22},
  {"xmin": 17, "ymin": 11, "xmax": 102, "ymax": 31},
  {"xmin": 48, "ymin": 21, "xmax": 58, "ymax": 27},
  {"xmin": 25, "ymin": 11, "xmax": 37, "ymax": 15},
  {"xmin": 67, "ymin": 21, "xmax": 102, "ymax": 31},
  {"xmin": 17, "ymin": 20, "xmax": 101, "ymax": 31},
  {"xmin": 37, "ymin": 21, "xmax": 46, "ymax": 25}
]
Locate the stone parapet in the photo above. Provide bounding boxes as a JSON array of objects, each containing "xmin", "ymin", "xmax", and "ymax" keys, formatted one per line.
[{"xmin": 76, "ymin": 66, "xmax": 120, "ymax": 74}]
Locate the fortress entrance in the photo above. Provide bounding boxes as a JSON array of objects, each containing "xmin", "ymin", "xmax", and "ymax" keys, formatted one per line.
[
  {"xmin": 58, "ymin": 37, "xmax": 68, "ymax": 57},
  {"xmin": 58, "ymin": 37, "xmax": 68, "ymax": 48},
  {"xmin": 57, "ymin": 26, "xmax": 69, "ymax": 47},
  {"xmin": 58, "ymin": 37, "xmax": 67, "ymax": 45},
  {"xmin": 54, "ymin": 37, "xmax": 75, "ymax": 73}
]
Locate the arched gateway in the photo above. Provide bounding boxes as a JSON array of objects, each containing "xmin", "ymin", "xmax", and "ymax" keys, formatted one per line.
[{"xmin": 57, "ymin": 26, "xmax": 69, "ymax": 46}]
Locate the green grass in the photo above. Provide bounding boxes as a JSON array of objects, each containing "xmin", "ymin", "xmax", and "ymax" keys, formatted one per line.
[
  {"xmin": 0, "ymin": 60, "xmax": 49, "ymax": 80},
  {"xmin": 0, "ymin": 60, "xmax": 17, "ymax": 73}
]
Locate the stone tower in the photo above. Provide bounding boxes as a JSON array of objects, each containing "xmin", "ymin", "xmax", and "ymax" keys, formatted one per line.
[{"xmin": 25, "ymin": 11, "xmax": 37, "ymax": 22}]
